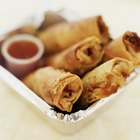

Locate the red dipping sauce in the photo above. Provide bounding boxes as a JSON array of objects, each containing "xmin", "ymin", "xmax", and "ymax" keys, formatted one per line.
[
  {"xmin": 8, "ymin": 41, "xmax": 38, "ymax": 59},
  {"xmin": 1, "ymin": 34, "xmax": 44, "ymax": 78}
]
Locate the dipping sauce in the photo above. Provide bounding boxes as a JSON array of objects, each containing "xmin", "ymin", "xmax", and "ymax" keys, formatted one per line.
[
  {"xmin": 1, "ymin": 34, "xmax": 44, "ymax": 78},
  {"xmin": 8, "ymin": 41, "xmax": 38, "ymax": 59}
]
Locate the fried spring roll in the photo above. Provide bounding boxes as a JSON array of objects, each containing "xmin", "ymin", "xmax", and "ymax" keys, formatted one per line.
[
  {"xmin": 23, "ymin": 67, "xmax": 83, "ymax": 112},
  {"xmin": 104, "ymin": 31, "xmax": 140, "ymax": 65},
  {"xmin": 46, "ymin": 36, "xmax": 104, "ymax": 76},
  {"xmin": 79, "ymin": 58, "xmax": 134, "ymax": 109},
  {"xmin": 38, "ymin": 16, "xmax": 110, "ymax": 54}
]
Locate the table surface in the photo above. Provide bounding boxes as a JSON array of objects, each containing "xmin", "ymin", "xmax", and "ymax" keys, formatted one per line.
[{"xmin": 0, "ymin": 0, "xmax": 140, "ymax": 139}]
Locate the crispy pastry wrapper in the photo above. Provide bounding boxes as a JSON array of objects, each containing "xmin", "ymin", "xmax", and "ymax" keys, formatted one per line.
[
  {"xmin": 79, "ymin": 58, "xmax": 134, "ymax": 109},
  {"xmin": 38, "ymin": 15, "xmax": 110, "ymax": 55},
  {"xmin": 103, "ymin": 31, "xmax": 140, "ymax": 65},
  {"xmin": 22, "ymin": 67, "xmax": 83, "ymax": 112},
  {"xmin": 46, "ymin": 36, "xmax": 104, "ymax": 76}
]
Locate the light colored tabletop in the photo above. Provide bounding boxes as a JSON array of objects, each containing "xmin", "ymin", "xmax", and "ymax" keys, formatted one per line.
[{"xmin": 0, "ymin": 0, "xmax": 140, "ymax": 139}]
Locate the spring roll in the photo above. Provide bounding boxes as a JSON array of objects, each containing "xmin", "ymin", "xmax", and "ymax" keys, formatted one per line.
[
  {"xmin": 23, "ymin": 67, "xmax": 83, "ymax": 112},
  {"xmin": 79, "ymin": 58, "xmax": 134, "ymax": 109},
  {"xmin": 38, "ymin": 15, "xmax": 110, "ymax": 54},
  {"xmin": 46, "ymin": 36, "xmax": 104, "ymax": 76},
  {"xmin": 104, "ymin": 31, "xmax": 140, "ymax": 65}
]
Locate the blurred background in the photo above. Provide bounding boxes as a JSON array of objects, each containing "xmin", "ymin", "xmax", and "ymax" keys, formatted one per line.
[{"xmin": 0, "ymin": 0, "xmax": 140, "ymax": 37}]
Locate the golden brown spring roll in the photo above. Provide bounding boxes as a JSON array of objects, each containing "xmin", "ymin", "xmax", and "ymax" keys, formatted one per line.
[
  {"xmin": 38, "ymin": 15, "xmax": 110, "ymax": 54},
  {"xmin": 23, "ymin": 67, "xmax": 83, "ymax": 112},
  {"xmin": 46, "ymin": 36, "xmax": 104, "ymax": 76},
  {"xmin": 79, "ymin": 58, "xmax": 134, "ymax": 109},
  {"xmin": 104, "ymin": 31, "xmax": 140, "ymax": 65}
]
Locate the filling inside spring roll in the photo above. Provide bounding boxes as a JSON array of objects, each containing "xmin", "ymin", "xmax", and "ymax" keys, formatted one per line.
[
  {"xmin": 55, "ymin": 76, "xmax": 82, "ymax": 112},
  {"xmin": 123, "ymin": 32, "xmax": 140, "ymax": 60},
  {"xmin": 104, "ymin": 31, "xmax": 140, "ymax": 65},
  {"xmin": 79, "ymin": 58, "xmax": 134, "ymax": 109},
  {"xmin": 76, "ymin": 40, "xmax": 102, "ymax": 65}
]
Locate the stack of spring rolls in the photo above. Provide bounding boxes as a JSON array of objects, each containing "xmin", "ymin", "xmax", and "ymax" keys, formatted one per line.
[{"xmin": 21, "ymin": 15, "xmax": 137, "ymax": 112}]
